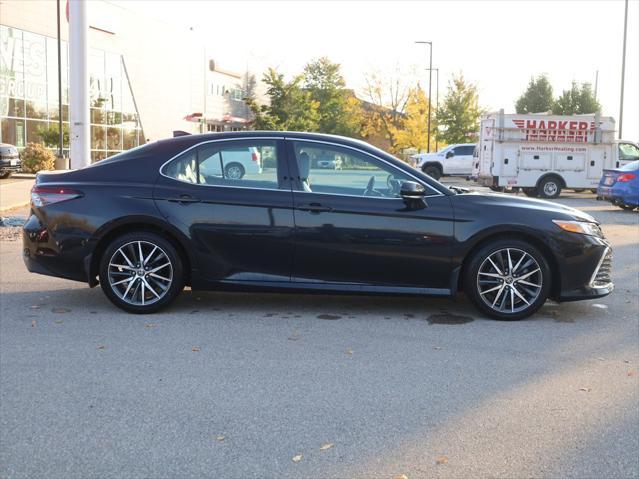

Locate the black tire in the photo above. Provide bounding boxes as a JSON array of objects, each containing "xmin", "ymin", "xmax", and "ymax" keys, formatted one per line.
[
  {"xmin": 224, "ymin": 162, "xmax": 245, "ymax": 180},
  {"xmin": 619, "ymin": 204, "xmax": 636, "ymax": 211},
  {"xmin": 464, "ymin": 239, "xmax": 551, "ymax": 321},
  {"xmin": 422, "ymin": 164, "xmax": 442, "ymax": 180},
  {"xmin": 522, "ymin": 187, "xmax": 538, "ymax": 197},
  {"xmin": 537, "ymin": 176, "xmax": 562, "ymax": 199},
  {"xmin": 0, "ymin": 172, "xmax": 11, "ymax": 179},
  {"xmin": 99, "ymin": 232, "xmax": 184, "ymax": 313},
  {"xmin": 489, "ymin": 186, "xmax": 504, "ymax": 192}
]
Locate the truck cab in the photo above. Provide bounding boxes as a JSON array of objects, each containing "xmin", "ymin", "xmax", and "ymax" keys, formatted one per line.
[{"xmin": 412, "ymin": 143, "xmax": 476, "ymax": 180}]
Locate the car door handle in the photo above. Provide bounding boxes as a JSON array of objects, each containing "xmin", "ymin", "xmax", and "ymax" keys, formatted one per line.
[
  {"xmin": 167, "ymin": 195, "xmax": 201, "ymax": 203},
  {"xmin": 298, "ymin": 202, "xmax": 333, "ymax": 213}
]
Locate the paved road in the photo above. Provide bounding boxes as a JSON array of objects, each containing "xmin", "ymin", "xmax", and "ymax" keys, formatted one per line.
[{"xmin": 1, "ymin": 196, "xmax": 638, "ymax": 479}]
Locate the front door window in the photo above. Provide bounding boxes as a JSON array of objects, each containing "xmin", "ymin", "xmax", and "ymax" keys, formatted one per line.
[{"xmin": 291, "ymin": 141, "xmax": 414, "ymax": 198}]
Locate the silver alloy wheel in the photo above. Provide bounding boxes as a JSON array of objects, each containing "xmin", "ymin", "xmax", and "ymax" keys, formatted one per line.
[
  {"xmin": 226, "ymin": 165, "xmax": 243, "ymax": 179},
  {"xmin": 543, "ymin": 180, "xmax": 558, "ymax": 196},
  {"xmin": 107, "ymin": 240, "xmax": 173, "ymax": 306},
  {"xmin": 476, "ymin": 248, "xmax": 543, "ymax": 314}
]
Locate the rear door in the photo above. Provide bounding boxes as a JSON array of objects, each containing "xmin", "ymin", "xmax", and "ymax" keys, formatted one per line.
[{"xmin": 153, "ymin": 138, "xmax": 295, "ymax": 285}]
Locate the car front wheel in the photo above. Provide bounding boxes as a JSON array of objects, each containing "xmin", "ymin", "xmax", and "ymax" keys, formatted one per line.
[
  {"xmin": 99, "ymin": 232, "xmax": 184, "ymax": 313},
  {"xmin": 423, "ymin": 164, "xmax": 442, "ymax": 180},
  {"xmin": 464, "ymin": 239, "xmax": 551, "ymax": 320}
]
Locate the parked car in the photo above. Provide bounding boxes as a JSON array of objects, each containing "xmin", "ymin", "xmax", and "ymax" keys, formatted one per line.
[
  {"xmin": 198, "ymin": 146, "xmax": 262, "ymax": 180},
  {"xmin": 23, "ymin": 131, "xmax": 612, "ymax": 320},
  {"xmin": 316, "ymin": 158, "xmax": 342, "ymax": 169},
  {"xmin": 411, "ymin": 143, "xmax": 476, "ymax": 180},
  {"xmin": 0, "ymin": 143, "xmax": 21, "ymax": 178},
  {"xmin": 597, "ymin": 160, "xmax": 639, "ymax": 211}
]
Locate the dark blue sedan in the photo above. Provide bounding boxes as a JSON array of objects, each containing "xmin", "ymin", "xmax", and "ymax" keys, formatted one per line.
[{"xmin": 597, "ymin": 160, "xmax": 639, "ymax": 211}]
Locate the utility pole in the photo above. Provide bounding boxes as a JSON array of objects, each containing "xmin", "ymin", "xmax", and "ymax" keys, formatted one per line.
[
  {"xmin": 56, "ymin": 0, "xmax": 64, "ymax": 162},
  {"xmin": 426, "ymin": 68, "xmax": 440, "ymax": 151},
  {"xmin": 69, "ymin": 0, "xmax": 90, "ymax": 169},
  {"xmin": 618, "ymin": 0, "xmax": 628, "ymax": 139},
  {"xmin": 415, "ymin": 41, "xmax": 433, "ymax": 153}
]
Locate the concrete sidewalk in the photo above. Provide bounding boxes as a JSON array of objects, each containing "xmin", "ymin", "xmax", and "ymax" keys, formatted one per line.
[{"xmin": 0, "ymin": 178, "xmax": 34, "ymax": 212}]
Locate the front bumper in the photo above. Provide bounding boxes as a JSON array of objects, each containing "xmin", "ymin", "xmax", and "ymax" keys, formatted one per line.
[{"xmin": 558, "ymin": 246, "xmax": 613, "ymax": 301}]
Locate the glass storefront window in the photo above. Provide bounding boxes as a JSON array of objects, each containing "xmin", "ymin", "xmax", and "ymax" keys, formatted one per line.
[{"xmin": 1, "ymin": 26, "xmax": 143, "ymax": 161}]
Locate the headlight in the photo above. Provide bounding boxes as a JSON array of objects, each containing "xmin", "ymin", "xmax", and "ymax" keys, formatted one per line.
[{"xmin": 552, "ymin": 220, "xmax": 602, "ymax": 237}]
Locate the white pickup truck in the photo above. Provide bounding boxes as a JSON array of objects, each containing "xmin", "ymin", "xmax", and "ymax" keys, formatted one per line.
[
  {"xmin": 411, "ymin": 143, "xmax": 476, "ymax": 180},
  {"xmin": 472, "ymin": 111, "xmax": 639, "ymax": 198}
]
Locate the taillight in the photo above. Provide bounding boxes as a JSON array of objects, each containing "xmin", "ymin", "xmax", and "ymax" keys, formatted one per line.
[
  {"xmin": 617, "ymin": 173, "xmax": 636, "ymax": 183},
  {"xmin": 251, "ymin": 151, "xmax": 259, "ymax": 162},
  {"xmin": 31, "ymin": 186, "xmax": 82, "ymax": 207}
]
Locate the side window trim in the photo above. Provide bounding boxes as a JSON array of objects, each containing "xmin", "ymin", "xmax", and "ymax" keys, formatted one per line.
[{"xmin": 284, "ymin": 138, "xmax": 442, "ymax": 197}]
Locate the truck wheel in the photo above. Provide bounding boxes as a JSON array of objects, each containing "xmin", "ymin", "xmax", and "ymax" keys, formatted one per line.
[
  {"xmin": 423, "ymin": 164, "xmax": 442, "ymax": 180},
  {"xmin": 537, "ymin": 176, "xmax": 562, "ymax": 199},
  {"xmin": 0, "ymin": 172, "xmax": 11, "ymax": 179},
  {"xmin": 522, "ymin": 187, "xmax": 538, "ymax": 197}
]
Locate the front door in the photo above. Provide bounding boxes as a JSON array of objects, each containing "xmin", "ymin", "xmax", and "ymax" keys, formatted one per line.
[
  {"xmin": 287, "ymin": 140, "xmax": 454, "ymax": 291},
  {"xmin": 153, "ymin": 138, "xmax": 295, "ymax": 285}
]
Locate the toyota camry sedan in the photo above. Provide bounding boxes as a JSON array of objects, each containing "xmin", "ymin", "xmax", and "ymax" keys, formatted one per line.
[{"xmin": 23, "ymin": 132, "xmax": 613, "ymax": 320}]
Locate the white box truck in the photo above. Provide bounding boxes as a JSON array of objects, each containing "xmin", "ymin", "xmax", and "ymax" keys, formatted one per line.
[{"xmin": 472, "ymin": 111, "xmax": 639, "ymax": 198}]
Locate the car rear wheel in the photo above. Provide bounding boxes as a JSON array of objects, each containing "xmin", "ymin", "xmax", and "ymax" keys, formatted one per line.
[
  {"xmin": 0, "ymin": 172, "xmax": 12, "ymax": 179},
  {"xmin": 464, "ymin": 239, "xmax": 551, "ymax": 320},
  {"xmin": 224, "ymin": 162, "xmax": 245, "ymax": 180},
  {"xmin": 99, "ymin": 232, "xmax": 184, "ymax": 313},
  {"xmin": 423, "ymin": 164, "xmax": 442, "ymax": 180},
  {"xmin": 537, "ymin": 176, "xmax": 562, "ymax": 199}
]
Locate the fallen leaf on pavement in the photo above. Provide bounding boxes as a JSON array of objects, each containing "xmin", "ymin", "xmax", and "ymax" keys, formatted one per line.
[
  {"xmin": 288, "ymin": 330, "xmax": 301, "ymax": 341},
  {"xmin": 192, "ymin": 346, "xmax": 201, "ymax": 352},
  {"xmin": 144, "ymin": 323, "xmax": 157, "ymax": 328},
  {"xmin": 394, "ymin": 475, "xmax": 409, "ymax": 479},
  {"xmin": 97, "ymin": 345, "xmax": 106, "ymax": 350},
  {"xmin": 29, "ymin": 305, "xmax": 40, "ymax": 310},
  {"xmin": 436, "ymin": 455, "xmax": 449, "ymax": 465},
  {"xmin": 579, "ymin": 387, "xmax": 591, "ymax": 392},
  {"xmin": 597, "ymin": 357, "xmax": 605, "ymax": 361},
  {"xmin": 292, "ymin": 454, "xmax": 303, "ymax": 463},
  {"xmin": 346, "ymin": 349, "xmax": 353, "ymax": 356},
  {"xmin": 433, "ymin": 346, "xmax": 442, "ymax": 350},
  {"xmin": 320, "ymin": 443, "xmax": 334, "ymax": 451},
  {"xmin": 628, "ymin": 370, "xmax": 637, "ymax": 377},
  {"xmin": 216, "ymin": 435, "xmax": 225, "ymax": 442},
  {"xmin": 54, "ymin": 320, "xmax": 63, "ymax": 324},
  {"xmin": 31, "ymin": 320, "xmax": 37, "ymax": 328},
  {"xmin": 51, "ymin": 308, "xmax": 70, "ymax": 314}
]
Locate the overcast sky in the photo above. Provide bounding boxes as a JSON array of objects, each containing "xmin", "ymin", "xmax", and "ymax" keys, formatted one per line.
[{"xmin": 115, "ymin": 0, "xmax": 638, "ymax": 139}]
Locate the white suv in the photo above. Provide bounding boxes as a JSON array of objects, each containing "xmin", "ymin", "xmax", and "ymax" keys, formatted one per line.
[
  {"xmin": 200, "ymin": 146, "xmax": 262, "ymax": 180},
  {"xmin": 411, "ymin": 143, "xmax": 476, "ymax": 180}
]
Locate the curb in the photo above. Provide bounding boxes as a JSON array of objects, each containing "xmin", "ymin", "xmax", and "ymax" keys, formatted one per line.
[{"xmin": 0, "ymin": 201, "xmax": 30, "ymax": 213}]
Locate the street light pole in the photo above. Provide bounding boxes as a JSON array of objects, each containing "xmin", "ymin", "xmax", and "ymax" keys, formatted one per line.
[
  {"xmin": 415, "ymin": 41, "xmax": 433, "ymax": 153},
  {"xmin": 619, "ymin": 0, "xmax": 628, "ymax": 139}
]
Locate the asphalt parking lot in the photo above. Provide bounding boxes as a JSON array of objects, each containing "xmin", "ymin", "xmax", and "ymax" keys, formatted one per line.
[{"xmin": 1, "ymin": 189, "xmax": 638, "ymax": 479}]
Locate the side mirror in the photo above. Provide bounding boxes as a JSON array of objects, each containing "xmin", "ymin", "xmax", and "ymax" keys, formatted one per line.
[
  {"xmin": 445, "ymin": 151, "xmax": 454, "ymax": 159},
  {"xmin": 400, "ymin": 181, "xmax": 426, "ymax": 199}
]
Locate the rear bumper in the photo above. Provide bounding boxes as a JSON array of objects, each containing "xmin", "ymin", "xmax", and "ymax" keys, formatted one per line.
[{"xmin": 597, "ymin": 185, "xmax": 639, "ymax": 206}]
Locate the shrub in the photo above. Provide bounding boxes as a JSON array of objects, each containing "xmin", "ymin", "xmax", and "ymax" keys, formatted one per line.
[{"xmin": 20, "ymin": 142, "xmax": 56, "ymax": 173}]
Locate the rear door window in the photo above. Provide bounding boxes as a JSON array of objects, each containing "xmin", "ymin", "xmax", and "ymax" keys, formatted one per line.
[{"xmin": 163, "ymin": 140, "xmax": 282, "ymax": 190}]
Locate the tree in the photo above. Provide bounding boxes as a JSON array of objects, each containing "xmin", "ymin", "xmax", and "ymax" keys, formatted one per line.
[
  {"xmin": 515, "ymin": 75, "xmax": 554, "ymax": 113},
  {"xmin": 35, "ymin": 123, "xmax": 69, "ymax": 148},
  {"xmin": 435, "ymin": 73, "xmax": 482, "ymax": 145},
  {"xmin": 361, "ymin": 70, "xmax": 411, "ymax": 153},
  {"xmin": 303, "ymin": 57, "xmax": 360, "ymax": 137},
  {"xmin": 553, "ymin": 81, "xmax": 601, "ymax": 115},
  {"xmin": 394, "ymin": 85, "xmax": 435, "ymax": 153},
  {"xmin": 246, "ymin": 68, "xmax": 319, "ymax": 131}
]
